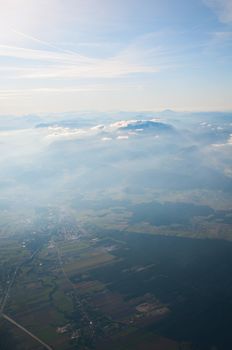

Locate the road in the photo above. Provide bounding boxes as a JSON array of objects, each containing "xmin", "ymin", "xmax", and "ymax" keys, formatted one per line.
[
  {"xmin": 2, "ymin": 313, "xmax": 53, "ymax": 350},
  {"xmin": 0, "ymin": 248, "xmax": 40, "ymax": 313},
  {"xmin": 0, "ymin": 266, "xmax": 19, "ymax": 313},
  {"xmin": 0, "ymin": 247, "xmax": 53, "ymax": 350}
]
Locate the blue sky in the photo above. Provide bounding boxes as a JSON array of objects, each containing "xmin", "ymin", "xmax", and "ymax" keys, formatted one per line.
[{"xmin": 0, "ymin": 0, "xmax": 232, "ymax": 114}]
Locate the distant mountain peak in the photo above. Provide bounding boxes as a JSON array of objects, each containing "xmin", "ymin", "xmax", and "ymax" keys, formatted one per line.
[{"xmin": 110, "ymin": 119, "xmax": 174, "ymax": 132}]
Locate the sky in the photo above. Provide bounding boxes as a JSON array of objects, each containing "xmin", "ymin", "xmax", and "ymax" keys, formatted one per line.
[{"xmin": 0, "ymin": 0, "xmax": 232, "ymax": 114}]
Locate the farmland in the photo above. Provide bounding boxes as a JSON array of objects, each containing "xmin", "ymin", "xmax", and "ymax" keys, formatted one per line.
[{"xmin": 1, "ymin": 207, "xmax": 232, "ymax": 350}]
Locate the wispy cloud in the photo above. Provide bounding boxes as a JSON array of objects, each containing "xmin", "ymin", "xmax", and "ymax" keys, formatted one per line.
[
  {"xmin": 212, "ymin": 31, "xmax": 232, "ymax": 41},
  {"xmin": 204, "ymin": 30, "xmax": 232, "ymax": 56},
  {"xmin": 0, "ymin": 32, "xmax": 166, "ymax": 81},
  {"xmin": 0, "ymin": 44, "xmax": 94, "ymax": 64},
  {"xmin": 11, "ymin": 29, "xmax": 62, "ymax": 51},
  {"xmin": 204, "ymin": 0, "xmax": 232, "ymax": 23},
  {"xmin": 0, "ymin": 85, "xmax": 137, "ymax": 99}
]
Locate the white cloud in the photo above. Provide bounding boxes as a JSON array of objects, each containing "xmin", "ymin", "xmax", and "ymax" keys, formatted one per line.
[
  {"xmin": 224, "ymin": 167, "xmax": 232, "ymax": 177},
  {"xmin": 46, "ymin": 126, "xmax": 87, "ymax": 140},
  {"xmin": 91, "ymin": 125, "xmax": 105, "ymax": 130},
  {"xmin": 101, "ymin": 137, "xmax": 112, "ymax": 141},
  {"xmin": 212, "ymin": 134, "xmax": 232, "ymax": 147},
  {"xmin": 110, "ymin": 120, "xmax": 136, "ymax": 129},
  {"xmin": 228, "ymin": 134, "xmax": 232, "ymax": 144},
  {"xmin": 117, "ymin": 135, "xmax": 129, "ymax": 140},
  {"xmin": 0, "ymin": 129, "xmax": 27, "ymax": 137}
]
